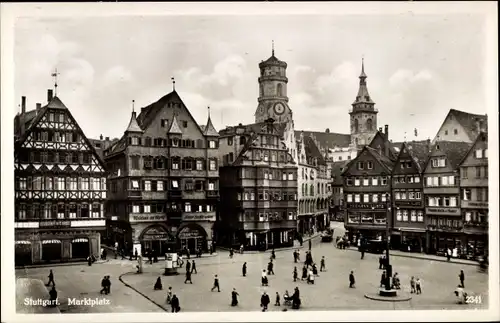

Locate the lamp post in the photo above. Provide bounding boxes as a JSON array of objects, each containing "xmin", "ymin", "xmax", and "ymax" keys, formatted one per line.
[{"xmin": 385, "ymin": 193, "xmax": 392, "ymax": 290}]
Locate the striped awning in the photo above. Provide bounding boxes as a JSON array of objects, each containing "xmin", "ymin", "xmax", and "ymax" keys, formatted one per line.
[
  {"xmin": 15, "ymin": 241, "xmax": 31, "ymax": 245},
  {"xmin": 72, "ymin": 238, "xmax": 89, "ymax": 243},
  {"xmin": 42, "ymin": 239, "xmax": 61, "ymax": 244}
]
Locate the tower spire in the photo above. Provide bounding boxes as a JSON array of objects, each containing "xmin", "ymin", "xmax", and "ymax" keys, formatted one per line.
[
  {"xmin": 171, "ymin": 77, "xmax": 176, "ymax": 91},
  {"xmin": 51, "ymin": 68, "xmax": 60, "ymax": 96},
  {"xmin": 132, "ymin": 100, "xmax": 135, "ymax": 113},
  {"xmin": 360, "ymin": 57, "xmax": 367, "ymax": 79},
  {"xmin": 272, "ymin": 40, "xmax": 275, "ymax": 56},
  {"xmin": 208, "ymin": 106, "xmax": 211, "ymax": 118}
]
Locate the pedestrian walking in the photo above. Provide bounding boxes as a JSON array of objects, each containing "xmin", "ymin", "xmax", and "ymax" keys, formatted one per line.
[
  {"xmin": 229, "ymin": 248, "xmax": 234, "ymax": 259},
  {"xmin": 349, "ymin": 271, "xmax": 355, "ymax": 288},
  {"xmin": 271, "ymin": 248, "xmax": 276, "ymax": 260},
  {"xmin": 184, "ymin": 270, "xmax": 193, "ymax": 284},
  {"xmin": 308, "ymin": 239, "xmax": 312, "ymax": 251},
  {"xmin": 87, "ymin": 254, "xmax": 93, "ymax": 266},
  {"xmin": 121, "ymin": 248, "xmax": 126, "ymax": 260},
  {"xmin": 410, "ymin": 276, "xmax": 416, "ymax": 293},
  {"xmin": 320, "ymin": 256, "xmax": 326, "ymax": 272},
  {"xmin": 292, "ymin": 287, "xmax": 301, "ymax": 309},
  {"xmin": 171, "ymin": 294, "xmax": 180, "ymax": 313},
  {"xmin": 459, "ymin": 270, "xmax": 465, "ymax": 288},
  {"xmin": 231, "ymin": 288, "xmax": 239, "ymax": 306},
  {"xmin": 242, "ymin": 262, "xmax": 247, "ymax": 277},
  {"xmin": 154, "ymin": 277, "xmax": 163, "ymax": 290},
  {"xmin": 415, "ymin": 278, "xmax": 422, "ymax": 294},
  {"xmin": 104, "ymin": 276, "xmax": 111, "ymax": 294},
  {"xmin": 296, "ymin": 249, "xmax": 301, "ymax": 261},
  {"xmin": 240, "ymin": 244, "xmax": 244, "ymax": 254},
  {"xmin": 293, "ymin": 266, "xmax": 298, "ymax": 282},
  {"xmin": 185, "ymin": 260, "xmax": 191, "ymax": 273},
  {"xmin": 191, "ymin": 260, "xmax": 197, "ymax": 274},
  {"xmin": 166, "ymin": 286, "xmax": 173, "ymax": 304},
  {"xmin": 312, "ymin": 263, "xmax": 319, "ymax": 276},
  {"xmin": 261, "ymin": 270, "xmax": 269, "ymax": 286},
  {"xmin": 100, "ymin": 276, "xmax": 107, "ymax": 294},
  {"xmin": 275, "ymin": 292, "xmax": 281, "ymax": 306},
  {"xmin": 380, "ymin": 271, "xmax": 386, "ymax": 288},
  {"xmin": 46, "ymin": 269, "xmax": 55, "ymax": 287},
  {"xmin": 392, "ymin": 272, "xmax": 400, "ymax": 289},
  {"xmin": 447, "ymin": 247, "xmax": 451, "ymax": 261},
  {"xmin": 307, "ymin": 268, "xmax": 315, "ymax": 284},
  {"xmin": 186, "ymin": 248, "xmax": 191, "ymax": 260},
  {"xmin": 211, "ymin": 275, "xmax": 220, "ymax": 292},
  {"xmin": 261, "ymin": 291, "xmax": 270, "ymax": 312},
  {"xmin": 267, "ymin": 260, "xmax": 274, "ymax": 275},
  {"xmin": 134, "ymin": 248, "xmax": 138, "ymax": 260},
  {"xmin": 379, "ymin": 255, "xmax": 384, "ymax": 269},
  {"xmin": 301, "ymin": 266, "xmax": 307, "ymax": 281}
]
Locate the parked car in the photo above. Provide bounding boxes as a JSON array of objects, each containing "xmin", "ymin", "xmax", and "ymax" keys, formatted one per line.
[
  {"xmin": 321, "ymin": 228, "xmax": 334, "ymax": 242},
  {"xmin": 364, "ymin": 239, "xmax": 385, "ymax": 254}
]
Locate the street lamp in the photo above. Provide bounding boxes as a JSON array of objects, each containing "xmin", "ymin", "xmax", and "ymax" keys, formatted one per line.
[{"xmin": 385, "ymin": 192, "xmax": 392, "ymax": 291}]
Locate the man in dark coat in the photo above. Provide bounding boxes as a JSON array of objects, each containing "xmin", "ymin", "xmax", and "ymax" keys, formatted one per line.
[
  {"xmin": 459, "ymin": 270, "xmax": 465, "ymax": 288},
  {"xmin": 185, "ymin": 260, "xmax": 191, "ymax": 274},
  {"xmin": 293, "ymin": 266, "xmax": 298, "ymax": 282},
  {"xmin": 231, "ymin": 288, "xmax": 239, "ymax": 306},
  {"xmin": 100, "ymin": 276, "xmax": 107, "ymax": 294},
  {"xmin": 171, "ymin": 294, "xmax": 180, "ymax": 313},
  {"xmin": 242, "ymin": 262, "xmax": 247, "ymax": 277},
  {"xmin": 379, "ymin": 255, "xmax": 384, "ymax": 269},
  {"xmin": 184, "ymin": 270, "xmax": 193, "ymax": 284},
  {"xmin": 301, "ymin": 266, "xmax": 307, "ymax": 281},
  {"xmin": 320, "ymin": 256, "xmax": 326, "ymax": 272},
  {"xmin": 380, "ymin": 271, "xmax": 386, "ymax": 288},
  {"xmin": 261, "ymin": 291, "xmax": 270, "ymax": 312},
  {"xmin": 292, "ymin": 287, "xmax": 301, "ymax": 309},
  {"xmin": 48, "ymin": 286, "xmax": 58, "ymax": 307},
  {"xmin": 293, "ymin": 250, "xmax": 298, "ymax": 263},
  {"xmin": 349, "ymin": 271, "xmax": 355, "ymax": 288},
  {"xmin": 308, "ymin": 239, "xmax": 312, "ymax": 251},
  {"xmin": 191, "ymin": 260, "xmax": 197, "ymax": 274},
  {"xmin": 211, "ymin": 275, "xmax": 220, "ymax": 292},
  {"xmin": 134, "ymin": 248, "xmax": 138, "ymax": 260},
  {"xmin": 105, "ymin": 276, "xmax": 111, "ymax": 294},
  {"xmin": 267, "ymin": 260, "xmax": 274, "ymax": 275},
  {"xmin": 46, "ymin": 270, "xmax": 55, "ymax": 286}
]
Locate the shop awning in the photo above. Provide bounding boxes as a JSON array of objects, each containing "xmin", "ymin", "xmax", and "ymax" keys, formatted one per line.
[
  {"xmin": 72, "ymin": 238, "xmax": 89, "ymax": 243},
  {"xmin": 396, "ymin": 228, "xmax": 426, "ymax": 233},
  {"xmin": 42, "ymin": 239, "xmax": 61, "ymax": 244},
  {"xmin": 15, "ymin": 241, "xmax": 31, "ymax": 245}
]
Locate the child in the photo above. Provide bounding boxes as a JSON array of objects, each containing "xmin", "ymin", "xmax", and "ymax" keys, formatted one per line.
[
  {"xmin": 415, "ymin": 278, "xmax": 422, "ymax": 294},
  {"xmin": 166, "ymin": 286, "xmax": 173, "ymax": 304}
]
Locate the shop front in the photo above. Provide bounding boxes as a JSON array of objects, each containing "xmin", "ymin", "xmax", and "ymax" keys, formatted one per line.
[
  {"xmin": 140, "ymin": 225, "xmax": 177, "ymax": 257},
  {"xmin": 71, "ymin": 237, "xmax": 90, "ymax": 259},
  {"xmin": 15, "ymin": 241, "xmax": 32, "ymax": 266},
  {"xmin": 42, "ymin": 239, "xmax": 62, "ymax": 262},
  {"xmin": 178, "ymin": 224, "xmax": 208, "ymax": 254}
]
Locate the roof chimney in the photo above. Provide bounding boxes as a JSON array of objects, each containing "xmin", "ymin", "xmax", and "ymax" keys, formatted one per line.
[
  {"xmin": 384, "ymin": 125, "xmax": 389, "ymax": 140},
  {"xmin": 105, "ymin": 136, "xmax": 110, "ymax": 141},
  {"xmin": 21, "ymin": 96, "xmax": 26, "ymax": 114},
  {"xmin": 47, "ymin": 89, "xmax": 53, "ymax": 103},
  {"xmin": 379, "ymin": 127, "xmax": 382, "ymax": 132},
  {"xmin": 100, "ymin": 134, "xmax": 103, "ymax": 140},
  {"xmin": 36, "ymin": 103, "xmax": 42, "ymax": 110}
]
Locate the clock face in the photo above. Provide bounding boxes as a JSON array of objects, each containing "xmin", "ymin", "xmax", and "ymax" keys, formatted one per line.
[{"xmin": 274, "ymin": 102, "xmax": 285, "ymax": 115}]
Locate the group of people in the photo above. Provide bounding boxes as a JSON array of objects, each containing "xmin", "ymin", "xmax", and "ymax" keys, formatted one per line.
[{"xmin": 259, "ymin": 287, "xmax": 301, "ymax": 311}]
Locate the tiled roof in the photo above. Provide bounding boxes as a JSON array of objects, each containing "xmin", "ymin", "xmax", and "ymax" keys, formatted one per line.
[
  {"xmin": 203, "ymin": 116, "xmax": 219, "ymax": 137},
  {"xmin": 46, "ymin": 96, "xmax": 68, "ymax": 110},
  {"xmin": 450, "ymin": 109, "xmax": 487, "ymax": 140},
  {"xmin": 295, "ymin": 130, "xmax": 351, "ymax": 149},
  {"xmin": 403, "ymin": 140, "xmax": 432, "ymax": 172},
  {"xmin": 431, "ymin": 140, "xmax": 473, "ymax": 170},
  {"xmin": 366, "ymin": 146, "xmax": 396, "ymax": 172},
  {"xmin": 458, "ymin": 132, "xmax": 487, "ymax": 166},
  {"xmin": 125, "ymin": 111, "xmax": 143, "ymax": 133},
  {"xmin": 136, "ymin": 91, "xmax": 177, "ymax": 130},
  {"xmin": 304, "ymin": 136, "xmax": 326, "ymax": 166},
  {"xmin": 331, "ymin": 160, "xmax": 349, "ymax": 185}
]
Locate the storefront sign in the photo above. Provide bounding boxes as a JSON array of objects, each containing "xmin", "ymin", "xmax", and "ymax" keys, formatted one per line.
[
  {"xmin": 182, "ymin": 213, "xmax": 216, "ymax": 222},
  {"xmin": 142, "ymin": 227, "xmax": 175, "ymax": 241},
  {"xmin": 130, "ymin": 214, "xmax": 167, "ymax": 223},
  {"xmin": 39, "ymin": 220, "xmax": 71, "ymax": 228},
  {"xmin": 396, "ymin": 201, "xmax": 422, "ymax": 207},
  {"xmin": 461, "ymin": 201, "xmax": 488, "ymax": 209},
  {"xmin": 178, "ymin": 227, "xmax": 205, "ymax": 239},
  {"xmin": 348, "ymin": 203, "xmax": 386, "ymax": 210},
  {"xmin": 425, "ymin": 207, "xmax": 460, "ymax": 216}
]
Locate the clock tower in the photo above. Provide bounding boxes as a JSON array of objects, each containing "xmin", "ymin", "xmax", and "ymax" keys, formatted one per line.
[{"xmin": 255, "ymin": 43, "xmax": 292, "ymax": 124}]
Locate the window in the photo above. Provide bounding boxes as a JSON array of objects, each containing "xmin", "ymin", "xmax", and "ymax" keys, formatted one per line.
[
  {"xmin": 171, "ymin": 180, "xmax": 179, "ymax": 189},
  {"xmin": 209, "ymin": 140, "xmax": 216, "ymax": 149},
  {"xmin": 354, "ymin": 194, "xmax": 360, "ymax": 202},
  {"xmin": 184, "ymin": 203, "xmax": 191, "ymax": 212},
  {"xmin": 432, "ymin": 177, "xmax": 439, "ymax": 186},
  {"xmin": 432, "ymin": 158, "xmax": 446, "ymax": 168},
  {"xmin": 346, "ymin": 178, "xmax": 353, "ymax": 186},
  {"xmin": 131, "ymin": 137, "xmax": 139, "ymax": 145},
  {"xmin": 448, "ymin": 175, "xmax": 455, "ymax": 185},
  {"xmin": 363, "ymin": 194, "xmax": 369, "ymax": 202},
  {"xmin": 417, "ymin": 211, "xmax": 424, "ymax": 222},
  {"xmin": 372, "ymin": 194, "xmax": 379, "ymax": 203},
  {"xmin": 454, "ymin": 129, "xmax": 458, "ymax": 135},
  {"xmin": 415, "ymin": 192, "xmax": 421, "ymax": 199},
  {"xmin": 81, "ymin": 178, "xmax": 89, "ymax": 190},
  {"xmin": 209, "ymin": 160, "xmax": 217, "ymax": 171},
  {"xmin": 161, "ymin": 119, "xmax": 168, "ymax": 127},
  {"xmin": 18, "ymin": 177, "xmax": 27, "ymax": 190},
  {"xmin": 69, "ymin": 178, "xmax": 77, "ymax": 191},
  {"xmin": 357, "ymin": 162, "xmax": 364, "ymax": 170},
  {"xmin": 132, "ymin": 205, "xmax": 140, "ymax": 213},
  {"xmin": 143, "ymin": 205, "xmax": 151, "ymax": 213},
  {"xmin": 414, "ymin": 176, "xmax": 420, "ymax": 183},
  {"xmin": 347, "ymin": 194, "xmax": 353, "ymax": 202},
  {"xmin": 408, "ymin": 191, "xmax": 415, "ymax": 200},
  {"xmin": 426, "ymin": 177, "xmax": 432, "ymax": 186},
  {"xmin": 381, "ymin": 194, "xmax": 387, "ymax": 202},
  {"xmin": 450, "ymin": 197, "xmax": 457, "ymax": 207},
  {"xmin": 144, "ymin": 181, "xmax": 151, "ymax": 191},
  {"xmin": 396, "ymin": 210, "xmax": 402, "ymax": 221},
  {"xmin": 131, "ymin": 180, "xmax": 140, "ymax": 189},
  {"xmin": 401, "ymin": 191, "xmax": 407, "ymax": 200},
  {"xmin": 408, "ymin": 176, "xmax": 414, "ymax": 183},
  {"xmin": 172, "ymin": 158, "xmax": 179, "ymax": 170},
  {"xmin": 475, "ymin": 149, "xmax": 483, "ymax": 159},
  {"xmin": 484, "ymin": 149, "xmax": 488, "ymax": 158},
  {"xmin": 194, "ymin": 159, "xmax": 203, "ymax": 171},
  {"xmin": 367, "ymin": 161, "xmax": 373, "ymax": 169},
  {"xmin": 410, "ymin": 210, "xmax": 417, "ymax": 222},
  {"xmin": 445, "ymin": 130, "xmax": 448, "ymax": 135},
  {"xmin": 442, "ymin": 176, "xmax": 448, "ymax": 186},
  {"xmin": 185, "ymin": 180, "xmax": 194, "ymax": 191},
  {"xmin": 372, "ymin": 177, "xmax": 378, "ymax": 186},
  {"xmin": 363, "ymin": 178, "xmax": 370, "ymax": 186},
  {"xmin": 288, "ymin": 173, "xmax": 294, "ymax": 180},
  {"xmin": 58, "ymin": 177, "xmax": 65, "ymax": 190},
  {"xmin": 354, "ymin": 179, "xmax": 360, "ymax": 186},
  {"xmin": 131, "ymin": 156, "xmax": 140, "ymax": 169},
  {"xmin": 381, "ymin": 177, "xmax": 388, "ymax": 185},
  {"xmin": 402, "ymin": 210, "xmax": 408, "ymax": 221},
  {"xmin": 395, "ymin": 192, "xmax": 401, "ymax": 200},
  {"xmin": 250, "ymin": 192, "xmax": 255, "ymax": 200},
  {"xmin": 400, "ymin": 177, "xmax": 406, "ymax": 183}
]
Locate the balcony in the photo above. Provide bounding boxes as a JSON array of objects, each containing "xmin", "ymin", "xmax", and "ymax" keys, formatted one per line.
[
  {"xmin": 206, "ymin": 190, "xmax": 219, "ymax": 198},
  {"xmin": 128, "ymin": 190, "xmax": 142, "ymax": 198},
  {"xmin": 427, "ymin": 224, "xmax": 463, "ymax": 232},
  {"xmin": 168, "ymin": 190, "xmax": 183, "ymax": 199},
  {"xmin": 142, "ymin": 191, "xmax": 168, "ymax": 200}
]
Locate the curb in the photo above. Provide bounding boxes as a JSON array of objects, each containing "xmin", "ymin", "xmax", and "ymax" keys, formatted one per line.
[
  {"xmin": 102, "ymin": 245, "xmax": 219, "ymax": 259},
  {"xmin": 16, "ymin": 259, "xmax": 109, "ymax": 270},
  {"xmin": 217, "ymin": 234, "xmax": 323, "ymax": 255},
  {"xmin": 345, "ymin": 247, "xmax": 479, "ymax": 266},
  {"xmin": 118, "ymin": 272, "xmax": 168, "ymax": 312}
]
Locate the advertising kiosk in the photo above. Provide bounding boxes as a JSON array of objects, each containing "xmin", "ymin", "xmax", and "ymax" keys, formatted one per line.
[{"xmin": 164, "ymin": 252, "xmax": 180, "ymax": 275}]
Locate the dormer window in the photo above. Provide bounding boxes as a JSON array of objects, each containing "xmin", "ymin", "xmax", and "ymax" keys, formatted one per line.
[
  {"xmin": 209, "ymin": 140, "xmax": 216, "ymax": 149},
  {"xmin": 131, "ymin": 137, "xmax": 139, "ymax": 145},
  {"xmin": 357, "ymin": 162, "xmax": 364, "ymax": 170},
  {"xmin": 367, "ymin": 161, "xmax": 373, "ymax": 170},
  {"xmin": 172, "ymin": 138, "xmax": 179, "ymax": 147},
  {"xmin": 454, "ymin": 129, "xmax": 458, "ymax": 135},
  {"xmin": 475, "ymin": 149, "xmax": 483, "ymax": 159}
]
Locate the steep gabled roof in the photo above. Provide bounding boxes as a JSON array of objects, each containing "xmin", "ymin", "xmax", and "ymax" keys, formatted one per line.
[
  {"xmin": 125, "ymin": 111, "xmax": 143, "ymax": 133},
  {"xmin": 168, "ymin": 114, "xmax": 183, "ymax": 134},
  {"xmin": 295, "ymin": 130, "xmax": 351, "ymax": 149},
  {"xmin": 367, "ymin": 130, "xmax": 399, "ymax": 160},
  {"xmin": 450, "ymin": 109, "xmax": 488, "ymax": 139},
  {"xmin": 400, "ymin": 140, "xmax": 433, "ymax": 173},
  {"xmin": 425, "ymin": 140, "xmax": 472, "ymax": 170},
  {"xmin": 203, "ymin": 116, "xmax": 219, "ymax": 137},
  {"xmin": 341, "ymin": 145, "xmax": 395, "ymax": 176},
  {"xmin": 304, "ymin": 136, "xmax": 326, "ymax": 166},
  {"xmin": 458, "ymin": 132, "xmax": 488, "ymax": 167}
]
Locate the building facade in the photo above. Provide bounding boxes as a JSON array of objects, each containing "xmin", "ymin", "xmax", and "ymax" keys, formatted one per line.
[
  {"xmin": 330, "ymin": 160, "xmax": 349, "ymax": 221},
  {"xmin": 218, "ymin": 119, "xmax": 298, "ymax": 250},
  {"xmin": 432, "ymin": 109, "xmax": 487, "ymax": 144},
  {"xmin": 14, "ymin": 90, "xmax": 107, "ymax": 265},
  {"xmin": 390, "ymin": 140, "xmax": 431, "ymax": 253},
  {"xmin": 104, "ymin": 91, "xmax": 219, "ymax": 256},
  {"xmin": 423, "ymin": 141, "xmax": 472, "ymax": 255},
  {"xmin": 459, "ymin": 132, "xmax": 488, "ymax": 258}
]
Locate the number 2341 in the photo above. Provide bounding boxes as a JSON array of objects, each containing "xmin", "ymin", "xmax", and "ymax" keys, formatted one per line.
[{"xmin": 466, "ymin": 295, "xmax": 482, "ymax": 304}]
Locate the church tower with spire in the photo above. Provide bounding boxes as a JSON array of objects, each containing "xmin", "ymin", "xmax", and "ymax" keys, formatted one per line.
[
  {"xmin": 255, "ymin": 41, "xmax": 293, "ymax": 124},
  {"xmin": 349, "ymin": 59, "xmax": 378, "ymax": 147}
]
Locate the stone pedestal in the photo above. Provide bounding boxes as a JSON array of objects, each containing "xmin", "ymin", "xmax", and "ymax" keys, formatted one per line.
[{"xmin": 379, "ymin": 288, "xmax": 397, "ymax": 297}]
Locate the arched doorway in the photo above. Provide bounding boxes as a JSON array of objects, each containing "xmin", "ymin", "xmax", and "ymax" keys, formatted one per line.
[
  {"xmin": 178, "ymin": 224, "xmax": 208, "ymax": 254},
  {"xmin": 71, "ymin": 238, "xmax": 90, "ymax": 259},
  {"xmin": 15, "ymin": 241, "xmax": 32, "ymax": 266},
  {"xmin": 42, "ymin": 239, "xmax": 62, "ymax": 262},
  {"xmin": 140, "ymin": 225, "xmax": 176, "ymax": 256}
]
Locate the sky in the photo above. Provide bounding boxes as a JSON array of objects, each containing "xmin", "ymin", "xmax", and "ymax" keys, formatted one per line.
[{"xmin": 14, "ymin": 12, "xmax": 489, "ymax": 142}]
